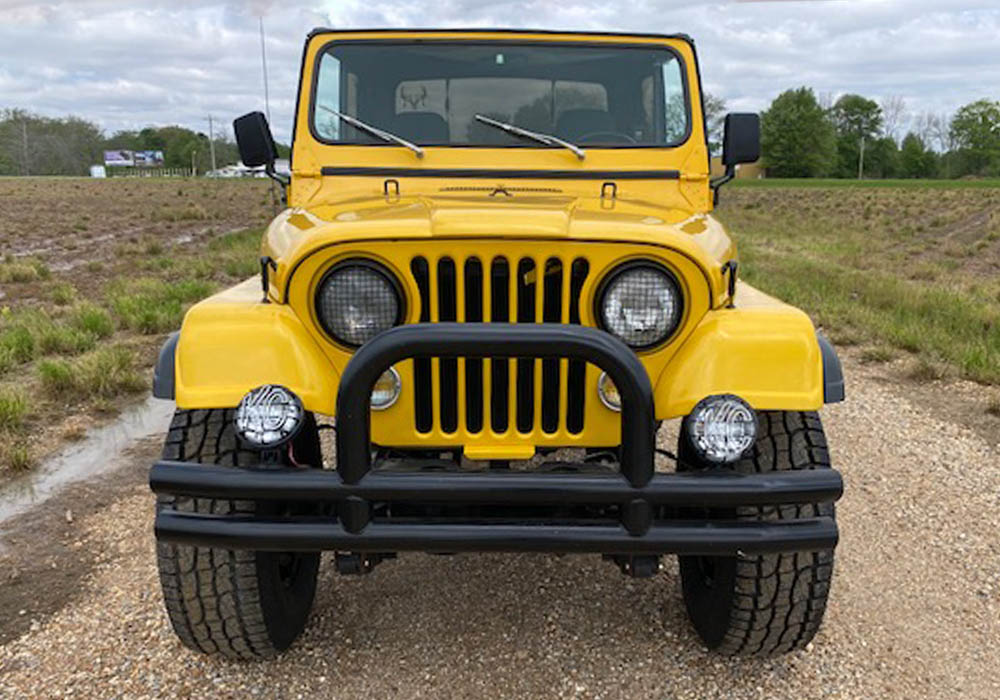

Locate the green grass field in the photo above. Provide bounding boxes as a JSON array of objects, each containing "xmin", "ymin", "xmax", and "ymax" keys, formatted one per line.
[
  {"xmin": 0, "ymin": 177, "xmax": 272, "ymax": 474},
  {"xmin": 717, "ymin": 184, "xmax": 1000, "ymax": 383},
  {"xmin": 731, "ymin": 178, "xmax": 1000, "ymax": 189}
]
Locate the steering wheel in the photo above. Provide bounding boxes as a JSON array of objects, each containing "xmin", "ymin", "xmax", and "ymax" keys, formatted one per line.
[{"xmin": 576, "ymin": 131, "xmax": 637, "ymax": 145}]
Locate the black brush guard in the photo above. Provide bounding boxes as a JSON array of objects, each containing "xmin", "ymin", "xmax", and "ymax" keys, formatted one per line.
[{"xmin": 151, "ymin": 324, "xmax": 842, "ymax": 556}]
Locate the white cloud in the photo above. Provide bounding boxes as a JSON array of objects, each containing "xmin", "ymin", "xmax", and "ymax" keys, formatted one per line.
[{"xmin": 0, "ymin": 0, "xmax": 997, "ymax": 143}]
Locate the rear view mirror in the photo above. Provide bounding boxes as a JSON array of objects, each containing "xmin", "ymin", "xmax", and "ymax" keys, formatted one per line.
[
  {"xmin": 722, "ymin": 113, "xmax": 761, "ymax": 167},
  {"xmin": 234, "ymin": 111, "xmax": 278, "ymax": 169}
]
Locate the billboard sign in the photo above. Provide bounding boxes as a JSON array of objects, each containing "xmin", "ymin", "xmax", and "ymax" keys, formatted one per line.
[
  {"xmin": 134, "ymin": 150, "xmax": 165, "ymax": 167},
  {"xmin": 103, "ymin": 150, "xmax": 165, "ymax": 167},
  {"xmin": 104, "ymin": 150, "xmax": 134, "ymax": 167}
]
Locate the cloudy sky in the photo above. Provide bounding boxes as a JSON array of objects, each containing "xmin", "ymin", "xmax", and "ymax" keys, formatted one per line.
[{"xmin": 1, "ymin": 0, "xmax": 998, "ymax": 143}]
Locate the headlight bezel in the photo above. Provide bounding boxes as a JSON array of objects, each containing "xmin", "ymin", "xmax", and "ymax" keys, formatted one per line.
[
  {"xmin": 594, "ymin": 259, "xmax": 685, "ymax": 350},
  {"xmin": 314, "ymin": 258, "xmax": 406, "ymax": 349}
]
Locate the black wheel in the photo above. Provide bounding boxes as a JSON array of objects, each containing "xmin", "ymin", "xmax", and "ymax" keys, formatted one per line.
[
  {"xmin": 677, "ymin": 411, "xmax": 836, "ymax": 656},
  {"xmin": 155, "ymin": 408, "xmax": 322, "ymax": 660}
]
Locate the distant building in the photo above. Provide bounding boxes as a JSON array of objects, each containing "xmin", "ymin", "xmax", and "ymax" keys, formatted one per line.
[
  {"xmin": 710, "ymin": 157, "xmax": 764, "ymax": 179},
  {"xmin": 208, "ymin": 158, "xmax": 291, "ymax": 179}
]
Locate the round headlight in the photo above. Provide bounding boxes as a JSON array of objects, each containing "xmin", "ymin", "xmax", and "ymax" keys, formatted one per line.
[
  {"xmin": 597, "ymin": 262, "xmax": 682, "ymax": 348},
  {"xmin": 234, "ymin": 384, "xmax": 304, "ymax": 448},
  {"xmin": 683, "ymin": 395, "xmax": 757, "ymax": 464},
  {"xmin": 316, "ymin": 261, "xmax": 403, "ymax": 347}
]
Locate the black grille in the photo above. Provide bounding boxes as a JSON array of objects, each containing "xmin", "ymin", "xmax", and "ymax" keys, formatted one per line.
[{"xmin": 410, "ymin": 255, "xmax": 590, "ymax": 436}]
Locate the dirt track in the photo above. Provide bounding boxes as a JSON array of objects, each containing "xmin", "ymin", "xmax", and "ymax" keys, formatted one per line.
[{"xmin": 1, "ymin": 354, "xmax": 998, "ymax": 699}]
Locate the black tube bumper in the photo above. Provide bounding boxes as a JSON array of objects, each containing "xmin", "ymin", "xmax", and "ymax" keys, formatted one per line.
[
  {"xmin": 151, "ymin": 324, "xmax": 842, "ymax": 556},
  {"xmin": 151, "ymin": 462, "xmax": 841, "ymax": 554}
]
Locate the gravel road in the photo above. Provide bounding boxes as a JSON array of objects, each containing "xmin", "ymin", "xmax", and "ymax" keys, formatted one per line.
[{"xmin": 1, "ymin": 355, "xmax": 998, "ymax": 699}]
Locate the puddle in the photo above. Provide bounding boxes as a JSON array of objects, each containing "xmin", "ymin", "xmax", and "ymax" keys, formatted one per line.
[{"xmin": 0, "ymin": 397, "xmax": 175, "ymax": 526}]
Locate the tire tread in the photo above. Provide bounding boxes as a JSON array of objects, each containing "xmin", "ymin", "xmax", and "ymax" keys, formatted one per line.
[
  {"xmin": 155, "ymin": 408, "xmax": 308, "ymax": 660},
  {"xmin": 681, "ymin": 410, "xmax": 836, "ymax": 656}
]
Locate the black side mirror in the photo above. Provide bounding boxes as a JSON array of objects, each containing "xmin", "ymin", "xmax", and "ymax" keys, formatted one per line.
[
  {"xmin": 712, "ymin": 113, "xmax": 760, "ymax": 205},
  {"xmin": 722, "ymin": 113, "xmax": 760, "ymax": 167},
  {"xmin": 234, "ymin": 111, "xmax": 278, "ymax": 169}
]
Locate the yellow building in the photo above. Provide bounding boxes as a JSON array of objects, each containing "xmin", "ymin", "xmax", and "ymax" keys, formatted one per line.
[{"xmin": 711, "ymin": 156, "xmax": 764, "ymax": 179}]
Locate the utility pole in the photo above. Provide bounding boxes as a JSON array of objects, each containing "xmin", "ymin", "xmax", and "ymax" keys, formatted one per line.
[
  {"xmin": 21, "ymin": 118, "xmax": 29, "ymax": 176},
  {"xmin": 858, "ymin": 134, "xmax": 866, "ymax": 180},
  {"xmin": 259, "ymin": 16, "xmax": 271, "ymax": 123},
  {"xmin": 260, "ymin": 14, "xmax": 277, "ymax": 215},
  {"xmin": 207, "ymin": 115, "xmax": 217, "ymax": 174}
]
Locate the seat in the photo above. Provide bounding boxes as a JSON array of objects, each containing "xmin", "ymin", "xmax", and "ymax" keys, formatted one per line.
[
  {"xmin": 392, "ymin": 112, "xmax": 450, "ymax": 143},
  {"xmin": 555, "ymin": 109, "xmax": 616, "ymax": 141}
]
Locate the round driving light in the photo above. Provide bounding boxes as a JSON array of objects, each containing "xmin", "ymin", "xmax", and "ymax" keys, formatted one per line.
[
  {"xmin": 234, "ymin": 384, "xmax": 304, "ymax": 448},
  {"xmin": 683, "ymin": 394, "xmax": 757, "ymax": 464},
  {"xmin": 597, "ymin": 262, "xmax": 682, "ymax": 349},
  {"xmin": 597, "ymin": 372, "xmax": 621, "ymax": 411},
  {"xmin": 370, "ymin": 367, "xmax": 401, "ymax": 410},
  {"xmin": 316, "ymin": 261, "xmax": 402, "ymax": 347}
]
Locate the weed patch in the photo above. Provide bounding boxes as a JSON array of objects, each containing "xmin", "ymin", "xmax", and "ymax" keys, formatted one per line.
[
  {"xmin": 50, "ymin": 282, "xmax": 77, "ymax": 305},
  {"xmin": 36, "ymin": 325, "xmax": 96, "ymax": 355},
  {"xmin": 0, "ymin": 388, "xmax": 29, "ymax": 430},
  {"xmin": 860, "ymin": 346, "xmax": 895, "ymax": 364},
  {"xmin": 907, "ymin": 358, "xmax": 949, "ymax": 383},
  {"xmin": 108, "ymin": 278, "xmax": 215, "ymax": 333},
  {"xmin": 1, "ymin": 440, "xmax": 33, "ymax": 472},
  {"xmin": 0, "ymin": 305, "xmax": 115, "ymax": 372},
  {"xmin": 69, "ymin": 303, "xmax": 114, "ymax": 338},
  {"xmin": 0, "ymin": 256, "xmax": 49, "ymax": 283},
  {"xmin": 151, "ymin": 204, "xmax": 212, "ymax": 222},
  {"xmin": 38, "ymin": 345, "xmax": 145, "ymax": 400},
  {"xmin": 0, "ymin": 325, "xmax": 37, "ymax": 367}
]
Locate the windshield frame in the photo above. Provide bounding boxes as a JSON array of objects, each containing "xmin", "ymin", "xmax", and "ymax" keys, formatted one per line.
[{"xmin": 306, "ymin": 38, "xmax": 694, "ymax": 151}]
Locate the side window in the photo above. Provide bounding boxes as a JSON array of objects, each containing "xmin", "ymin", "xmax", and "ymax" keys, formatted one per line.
[
  {"xmin": 315, "ymin": 53, "xmax": 341, "ymax": 140},
  {"xmin": 662, "ymin": 57, "xmax": 687, "ymax": 144}
]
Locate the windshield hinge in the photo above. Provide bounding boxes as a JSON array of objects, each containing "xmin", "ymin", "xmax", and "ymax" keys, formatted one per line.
[{"xmin": 680, "ymin": 172, "xmax": 709, "ymax": 182}]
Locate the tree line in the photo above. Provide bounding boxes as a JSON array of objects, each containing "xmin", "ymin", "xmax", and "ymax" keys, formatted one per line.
[
  {"xmin": 4, "ymin": 92, "xmax": 999, "ymax": 180},
  {"xmin": 0, "ymin": 108, "xmax": 289, "ymax": 177},
  {"xmin": 757, "ymin": 89, "xmax": 1000, "ymax": 179}
]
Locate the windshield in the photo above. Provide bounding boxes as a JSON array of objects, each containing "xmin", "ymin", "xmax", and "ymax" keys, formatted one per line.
[{"xmin": 312, "ymin": 42, "xmax": 689, "ymax": 148}]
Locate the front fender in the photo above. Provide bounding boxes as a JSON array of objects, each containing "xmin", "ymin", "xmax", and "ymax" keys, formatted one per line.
[
  {"xmin": 165, "ymin": 278, "xmax": 339, "ymax": 414},
  {"xmin": 654, "ymin": 283, "xmax": 841, "ymax": 418}
]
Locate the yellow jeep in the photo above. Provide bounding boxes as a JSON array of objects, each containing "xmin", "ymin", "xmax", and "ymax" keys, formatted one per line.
[{"xmin": 150, "ymin": 28, "xmax": 844, "ymax": 660}]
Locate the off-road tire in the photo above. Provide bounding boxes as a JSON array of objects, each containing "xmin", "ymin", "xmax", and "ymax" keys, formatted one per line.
[
  {"xmin": 677, "ymin": 411, "xmax": 835, "ymax": 656},
  {"xmin": 155, "ymin": 408, "xmax": 321, "ymax": 660}
]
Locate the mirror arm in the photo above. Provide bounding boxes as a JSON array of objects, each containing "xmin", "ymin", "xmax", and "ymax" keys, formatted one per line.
[
  {"xmin": 265, "ymin": 161, "xmax": 289, "ymax": 186},
  {"xmin": 710, "ymin": 164, "xmax": 736, "ymax": 205},
  {"xmin": 264, "ymin": 161, "xmax": 290, "ymax": 202}
]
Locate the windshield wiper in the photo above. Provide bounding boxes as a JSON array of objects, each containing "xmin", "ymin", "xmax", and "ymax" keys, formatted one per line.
[
  {"xmin": 474, "ymin": 114, "xmax": 585, "ymax": 160},
  {"xmin": 318, "ymin": 105, "xmax": 424, "ymax": 158}
]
